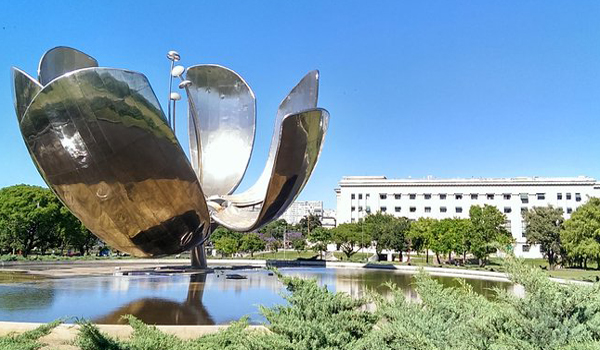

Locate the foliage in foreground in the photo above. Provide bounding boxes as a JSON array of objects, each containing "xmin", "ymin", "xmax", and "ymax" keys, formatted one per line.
[
  {"xmin": 0, "ymin": 320, "xmax": 60, "ymax": 350},
  {"xmin": 72, "ymin": 259, "xmax": 600, "ymax": 350}
]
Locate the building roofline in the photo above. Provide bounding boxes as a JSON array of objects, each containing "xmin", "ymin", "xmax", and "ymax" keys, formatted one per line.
[{"xmin": 339, "ymin": 175, "xmax": 597, "ymax": 187}]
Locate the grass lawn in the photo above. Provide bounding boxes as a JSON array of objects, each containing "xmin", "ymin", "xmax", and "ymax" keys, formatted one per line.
[
  {"xmin": 250, "ymin": 251, "xmax": 319, "ymax": 260},
  {"xmin": 403, "ymin": 255, "xmax": 600, "ymax": 282}
]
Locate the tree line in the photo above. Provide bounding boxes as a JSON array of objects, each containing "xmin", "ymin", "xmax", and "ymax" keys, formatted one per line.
[
  {"xmin": 324, "ymin": 204, "xmax": 512, "ymax": 266},
  {"xmin": 210, "ymin": 198, "xmax": 600, "ymax": 271},
  {"xmin": 0, "ymin": 185, "xmax": 98, "ymax": 257},
  {"xmin": 208, "ymin": 215, "xmax": 317, "ymax": 258},
  {"xmin": 208, "ymin": 204, "xmax": 514, "ymax": 266},
  {"xmin": 4, "ymin": 183, "xmax": 600, "ymax": 269}
]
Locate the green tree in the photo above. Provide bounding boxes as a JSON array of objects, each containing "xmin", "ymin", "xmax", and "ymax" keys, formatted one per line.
[
  {"xmin": 363, "ymin": 213, "xmax": 410, "ymax": 259},
  {"xmin": 210, "ymin": 227, "xmax": 242, "ymax": 243},
  {"xmin": 288, "ymin": 232, "xmax": 307, "ymax": 254},
  {"xmin": 523, "ymin": 206, "xmax": 564, "ymax": 269},
  {"xmin": 210, "ymin": 227, "xmax": 242, "ymax": 257},
  {"xmin": 214, "ymin": 237, "xmax": 239, "ymax": 257},
  {"xmin": 259, "ymin": 219, "xmax": 288, "ymax": 240},
  {"xmin": 469, "ymin": 205, "xmax": 512, "ymax": 266},
  {"xmin": 453, "ymin": 218, "xmax": 473, "ymax": 262},
  {"xmin": 561, "ymin": 198, "xmax": 600, "ymax": 269},
  {"xmin": 299, "ymin": 214, "xmax": 322, "ymax": 235},
  {"xmin": 0, "ymin": 185, "xmax": 62, "ymax": 257},
  {"xmin": 332, "ymin": 222, "xmax": 369, "ymax": 259},
  {"xmin": 307, "ymin": 226, "xmax": 331, "ymax": 259},
  {"xmin": 408, "ymin": 217, "xmax": 437, "ymax": 263},
  {"xmin": 430, "ymin": 219, "xmax": 454, "ymax": 264},
  {"xmin": 56, "ymin": 206, "xmax": 98, "ymax": 255},
  {"xmin": 442, "ymin": 218, "xmax": 473, "ymax": 263},
  {"xmin": 239, "ymin": 233, "xmax": 265, "ymax": 257}
]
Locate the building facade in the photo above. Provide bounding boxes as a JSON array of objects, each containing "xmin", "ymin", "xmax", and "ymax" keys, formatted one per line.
[
  {"xmin": 335, "ymin": 176, "xmax": 600, "ymax": 258},
  {"xmin": 279, "ymin": 200, "xmax": 324, "ymax": 225}
]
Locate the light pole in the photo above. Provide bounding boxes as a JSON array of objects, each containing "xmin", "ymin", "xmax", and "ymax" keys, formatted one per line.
[{"xmin": 283, "ymin": 225, "xmax": 286, "ymax": 261}]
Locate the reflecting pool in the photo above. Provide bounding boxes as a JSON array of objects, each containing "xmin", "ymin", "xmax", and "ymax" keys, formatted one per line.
[{"xmin": 0, "ymin": 267, "xmax": 513, "ymax": 325}]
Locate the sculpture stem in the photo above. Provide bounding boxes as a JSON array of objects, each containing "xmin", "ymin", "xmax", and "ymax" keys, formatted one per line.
[{"xmin": 191, "ymin": 244, "xmax": 207, "ymax": 269}]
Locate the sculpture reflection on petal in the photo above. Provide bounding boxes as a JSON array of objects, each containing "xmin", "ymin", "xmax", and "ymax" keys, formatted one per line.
[{"xmin": 12, "ymin": 46, "xmax": 329, "ymax": 267}]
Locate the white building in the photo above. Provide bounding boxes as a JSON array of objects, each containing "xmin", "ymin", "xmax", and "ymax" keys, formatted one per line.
[
  {"xmin": 335, "ymin": 176, "xmax": 600, "ymax": 258},
  {"xmin": 322, "ymin": 209, "xmax": 337, "ymax": 228},
  {"xmin": 279, "ymin": 200, "xmax": 324, "ymax": 225}
]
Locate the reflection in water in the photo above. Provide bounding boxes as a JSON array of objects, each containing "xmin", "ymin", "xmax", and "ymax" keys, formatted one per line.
[
  {"xmin": 0, "ymin": 267, "xmax": 514, "ymax": 325},
  {"xmin": 94, "ymin": 274, "xmax": 215, "ymax": 325}
]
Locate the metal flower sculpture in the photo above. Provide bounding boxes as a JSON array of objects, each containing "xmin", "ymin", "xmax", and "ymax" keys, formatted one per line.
[{"xmin": 11, "ymin": 46, "xmax": 329, "ymax": 267}]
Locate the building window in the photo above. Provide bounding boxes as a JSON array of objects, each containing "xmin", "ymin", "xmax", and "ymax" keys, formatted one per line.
[
  {"xmin": 409, "ymin": 194, "xmax": 416, "ymax": 200},
  {"xmin": 537, "ymin": 193, "xmax": 545, "ymax": 200},
  {"xmin": 504, "ymin": 207, "xmax": 512, "ymax": 213},
  {"xmin": 439, "ymin": 194, "xmax": 447, "ymax": 200},
  {"xmin": 366, "ymin": 194, "xmax": 370, "ymax": 199},
  {"xmin": 504, "ymin": 194, "xmax": 511, "ymax": 200},
  {"xmin": 351, "ymin": 194, "xmax": 355, "ymax": 200},
  {"xmin": 487, "ymin": 194, "xmax": 494, "ymax": 200},
  {"xmin": 358, "ymin": 206, "xmax": 363, "ymax": 212},
  {"xmin": 394, "ymin": 206, "xmax": 401, "ymax": 213},
  {"xmin": 456, "ymin": 207, "xmax": 463, "ymax": 213},
  {"xmin": 576, "ymin": 193, "xmax": 581, "ymax": 202},
  {"xmin": 351, "ymin": 218, "xmax": 355, "ymax": 223},
  {"xmin": 394, "ymin": 194, "xmax": 401, "ymax": 200},
  {"xmin": 504, "ymin": 220, "xmax": 511, "ymax": 229},
  {"xmin": 522, "ymin": 245, "xmax": 530, "ymax": 253},
  {"xmin": 455, "ymin": 194, "xmax": 463, "ymax": 200},
  {"xmin": 521, "ymin": 207, "xmax": 528, "ymax": 213},
  {"xmin": 380, "ymin": 194, "xmax": 387, "ymax": 200},
  {"xmin": 540, "ymin": 245, "xmax": 547, "ymax": 253},
  {"xmin": 440, "ymin": 206, "xmax": 447, "ymax": 213},
  {"xmin": 520, "ymin": 193, "xmax": 529, "ymax": 204},
  {"xmin": 425, "ymin": 207, "xmax": 431, "ymax": 213},
  {"xmin": 557, "ymin": 193, "xmax": 562, "ymax": 200},
  {"xmin": 410, "ymin": 207, "xmax": 416, "ymax": 212},
  {"xmin": 567, "ymin": 207, "xmax": 572, "ymax": 214},
  {"xmin": 566, "ymin": 193, "xmax": 571, "ymax": 200},
  {"xmin": 471, "ymin": 194, "xmax": 478, "ymax": 200},
  {"xmin": 358, "ymin": 194, "xmax": 363, "ymax": 200},
  {"xmin": 366, "ymin": 206, "xmax": 371, "ymax": 213},
  {"xmin": 351, "ymin": 206, "xmax": 356, "ymax": 212},
  {"xmin": 380, "ymin": 206, "xmax": 387, "ymax": 212},
  {"xmin": 424, "ymin": 194, "xmax": 431, "ymax": 200}
]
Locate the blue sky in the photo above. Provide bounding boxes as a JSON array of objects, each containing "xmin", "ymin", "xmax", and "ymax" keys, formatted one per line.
[{"xmin": 1, "ymin": 1, "xmax": 599, "ymax": 209}]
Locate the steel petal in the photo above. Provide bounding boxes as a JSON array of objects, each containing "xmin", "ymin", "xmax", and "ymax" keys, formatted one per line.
[
  {"xmin": 19, "ymin": 67, "xmax": 211, "ymax": 256},
  {"xmin": 185, "ymin": 65, "xmax": 256, "ymax": 197},
  {"xmin": 224, "ymin": 70, "xmax": 319, "ymax": 206},
  {"xmin": 11, "ymin": 67, "xmax": 43, "ymax": 122},
  {"xmin": 38, "ymin": 46, "xmax": 99, "ymax": 86},
  {"xmin": 213, "ymin": 108, "xmax": 329, "ymax": 232}
]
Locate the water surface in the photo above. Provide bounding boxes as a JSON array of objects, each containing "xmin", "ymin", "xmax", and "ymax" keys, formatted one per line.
[{"xmin": 0, "ymin": 267, "xmax": 512, "ymax": 325}]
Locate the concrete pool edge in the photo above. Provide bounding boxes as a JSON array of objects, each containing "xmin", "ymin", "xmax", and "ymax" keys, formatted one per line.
[
  {"xmin": 0, "ymin": 321, "xmax": 268, "ymax": 348},
  {"xmin": 211, "ymin": 259, "xmax": 592, "ymax": 285},
  {"xmin": 0, "ymin": 258, "xmax": 591, "ymax": 285}
]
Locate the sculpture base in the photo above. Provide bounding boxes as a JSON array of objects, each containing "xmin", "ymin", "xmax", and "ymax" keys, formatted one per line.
[{"xmin": 190, "ymin": 244, "xmax": 207, "ymax": 269}]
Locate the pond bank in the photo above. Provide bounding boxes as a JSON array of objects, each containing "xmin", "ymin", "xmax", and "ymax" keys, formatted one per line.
[{"xmin": 0, "ymin": 258, "xmax": 588, "ymax": 285}]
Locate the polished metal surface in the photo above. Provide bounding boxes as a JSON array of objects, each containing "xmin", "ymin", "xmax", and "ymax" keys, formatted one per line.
[
  {"xmin": 38, "ymin": 46, "xmax": 98, "ymax": 86},
  {"xmin": 11, "ymin": 67, "xmax": 42, "ymax": 122},
  {"xmin": 185, "ymin": 65, "xmax": 256, "ymax": 197},
  {"xmin": 13, "ymin": 46, "xmax": 329, "ymax": 264},
  {"xmin": 223, "ymin": 70, "xmax": 319, "ymax": 207},
  {"xmin": 213, "ymin": 108, "xmax": 329, "ymax": 231},
  {"xmin": 15, "ymin": 66, "xmax": 211, "ymax": 256}
]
